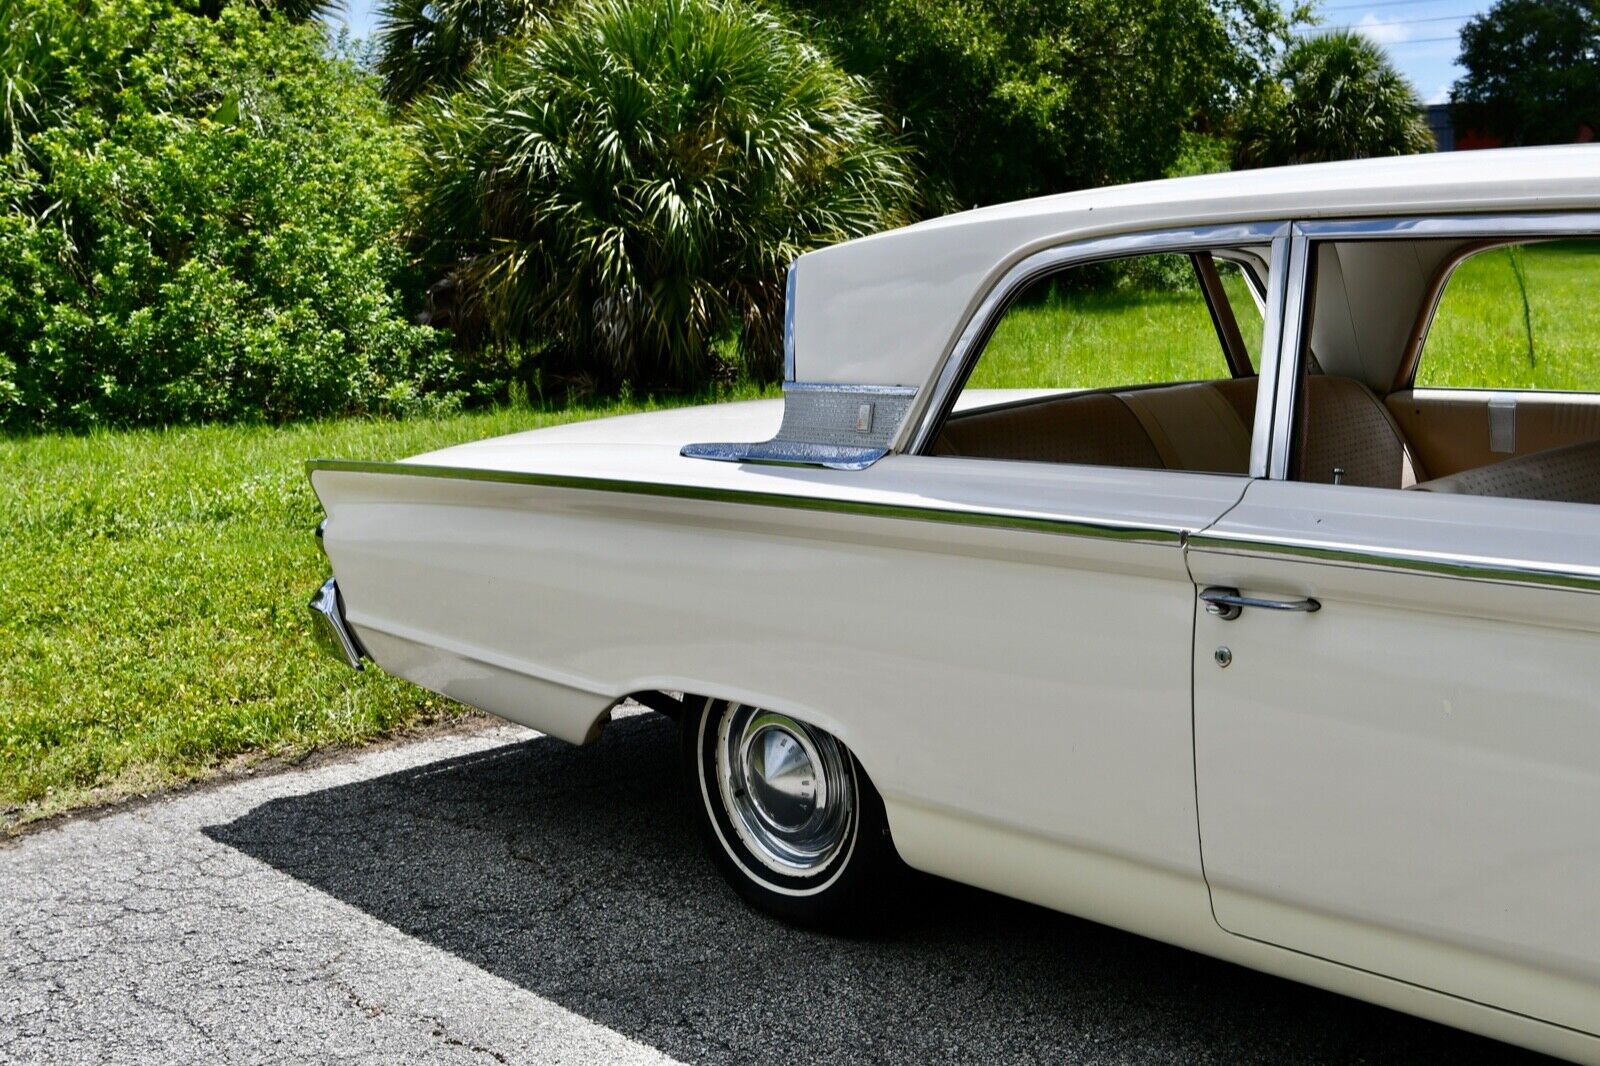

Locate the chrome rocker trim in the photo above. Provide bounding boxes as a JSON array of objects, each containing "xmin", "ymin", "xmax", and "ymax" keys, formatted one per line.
[{"xmin": 308, "ymin": 577, "xmax": 368, "ymax": 671}]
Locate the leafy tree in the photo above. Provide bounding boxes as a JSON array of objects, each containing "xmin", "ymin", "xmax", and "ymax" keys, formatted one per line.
[
  {"xmin": 1235, "ymin": 30, "xmax": 1434, "ymax": 167},
  {"xmin": 409, "ymin": 0, "xmax": 915, "ymax": 390},
  {"xmin": 373, "ymin": 0, "xmax": 558, "ymax": 106},
  {"xmin": 779, "ymin": 0, "xmax": 1295, "ymax": 210},
  {"xmin": 0, "ymin": 1, "xmax": 450, "ymax": 430},
  {"xmin": 1452, "ymin": 0, "xmax": 1600, "ymax": 146}
]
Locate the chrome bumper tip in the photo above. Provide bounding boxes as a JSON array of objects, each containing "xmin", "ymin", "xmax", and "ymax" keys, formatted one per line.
[{"xmin": 308, "ymin": 577, "xmax": 367, "ymax": 671}]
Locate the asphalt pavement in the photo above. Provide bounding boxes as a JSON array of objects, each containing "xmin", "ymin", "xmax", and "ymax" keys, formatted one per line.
[{"xmin": 1, "ymin": 710, "xmax": 1552, "ymax": 1064}]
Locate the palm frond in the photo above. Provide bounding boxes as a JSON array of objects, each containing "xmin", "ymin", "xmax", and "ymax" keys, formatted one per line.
[{"xmin": 409, "ymin": 0, "xmax": 915, "ymax": 388}]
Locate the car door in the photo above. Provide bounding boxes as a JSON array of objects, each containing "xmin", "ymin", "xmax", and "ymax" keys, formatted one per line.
[
  {"xmin": 865, "ymin": 225, "xmax": 1280, "ymax": 919},
  {"xmin": 1189, "ymin": 218, "xmax": 1600, "ymax": 1035}
]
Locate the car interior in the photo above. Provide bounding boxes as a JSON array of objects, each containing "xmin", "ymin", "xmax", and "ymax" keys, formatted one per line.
[{"xmin": 930, "ymin": 235, "xmax": 1600, "ymax": 505}]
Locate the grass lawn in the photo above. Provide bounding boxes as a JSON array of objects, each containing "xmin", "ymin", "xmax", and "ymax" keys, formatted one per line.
[
  {"xmin": 1419, "ymin": 240, "xmax": 1600, "ymax": 391},
  {"xmin": 970, "ymin": 258, "xmax": 1263, "ymax": 389},
  {"xmin": 0, "ymin": 394, "xmax": 769, "ymax": 831}
]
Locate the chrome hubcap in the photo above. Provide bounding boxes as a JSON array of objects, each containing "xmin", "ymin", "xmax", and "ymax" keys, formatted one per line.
[{"xmin": 715, "ymin": 706, "xmax": 854, "ymax": 876}]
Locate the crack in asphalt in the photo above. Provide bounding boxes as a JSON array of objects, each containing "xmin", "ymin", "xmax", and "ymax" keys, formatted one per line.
[{"xmin": 1, "ymin": 714, "xmax": 1555, "ymax": 1065}]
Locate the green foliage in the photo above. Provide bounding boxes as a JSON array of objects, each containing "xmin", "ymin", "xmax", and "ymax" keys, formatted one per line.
[
  {"xmin": 1166, "ymin": 132, "xmax": 1235, "ymax": 179},
  {"xmin": 1235, "ymin": 30, "xmax": 1434, "ymax": 167},
  {"xmin": 0, "ymin": 0, "xmax": 451, "ymax": 432},
  {"xmin": 374, "ymin": 0, "xmax": 559, "ymax": 106},
  {"xmin": 410, "ymin": 0, "xmax": 915, "ymax": 390},
  {"xmin": 780, "ymin": 0, "xmax": 1293, "ymax": 210},
  {"xmin": 1452, "ymin": 0, "xmax": 1600, "ymax": 147},
  {"xmin": 237, "ymin": 0, "xmax": 342, "ymax": 20}
]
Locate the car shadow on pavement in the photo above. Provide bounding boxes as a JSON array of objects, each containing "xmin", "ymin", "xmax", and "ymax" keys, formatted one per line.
[{"xmin": 205, "ymin": 713, "xmax": 1550, "ymax": 1065}]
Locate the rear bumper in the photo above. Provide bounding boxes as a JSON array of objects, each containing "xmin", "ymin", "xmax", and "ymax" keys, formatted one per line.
[{"xmin": 308, "ymin": 577, "xmax": 367, "ymax": 671}]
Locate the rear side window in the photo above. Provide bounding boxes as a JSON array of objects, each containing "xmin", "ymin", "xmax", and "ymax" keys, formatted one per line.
[
  {"xmin": 1417, "ymin": 240, "xmax": 1600, "ymax": 391},
  {"xmin": 965, "ymin": 253, "xmax": 1260, "ymax": 390},
  {"xmin": 927, "ymin": 250, "xmax": 1266, "ymax": 475}
]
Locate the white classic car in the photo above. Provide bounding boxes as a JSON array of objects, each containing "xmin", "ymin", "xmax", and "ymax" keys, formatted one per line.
[{"xmin": 309, "ymin": 146, "xmax": 1600, "ymax": 1061}]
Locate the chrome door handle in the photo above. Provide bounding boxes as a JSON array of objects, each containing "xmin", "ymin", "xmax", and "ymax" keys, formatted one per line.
[{"xmin": 1200, "ymin": 586, "xmax": 1321, "ymax": 621}]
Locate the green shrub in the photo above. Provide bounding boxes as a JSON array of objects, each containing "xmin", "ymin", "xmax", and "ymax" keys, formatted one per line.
[
  {"xmin": 409, "ymin": 0, "xmax": 915, "ymax": 390},
  {"xmin": 0, "ymin": 1, "xmax": 452, "ymax": 432}
]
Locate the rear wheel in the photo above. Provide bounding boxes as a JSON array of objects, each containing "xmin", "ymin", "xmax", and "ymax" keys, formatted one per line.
[{"xmin": 681, "ymin": 696, "xmax": 897, "ymax": 928}]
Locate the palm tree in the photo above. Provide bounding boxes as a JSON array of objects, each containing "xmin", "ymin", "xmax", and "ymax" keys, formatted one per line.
[
  {"xmin": 1236, "ymin": 30, "xmax": 1435, "ymax": 167},
  {"xmin": 409, "ymin": 0, "xmax": 915, "ymax": 389},
  {"xmin": 374, "ymin": 0, "xmax": 553, "ymax": 106}
]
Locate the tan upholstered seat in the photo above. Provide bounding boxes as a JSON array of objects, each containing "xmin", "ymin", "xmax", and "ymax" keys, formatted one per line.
[
  {"xmin": 934, "ymin": 379, "xmax": 1258, "ymax": 474},
  {"xmin": 933, "ymin": 391, "xmax": 1165, "ymax": 468},
  {"xmin": 1411, "ymin": 438, "xmax": 1600, "ymax": 504},
  {"xmin": 933, "ymin": 374, "xmax": 1428, "ymax": 486},
  {"xmin": 1298, "ymin": 376, "xmax": 1426, "ymax": 489}
]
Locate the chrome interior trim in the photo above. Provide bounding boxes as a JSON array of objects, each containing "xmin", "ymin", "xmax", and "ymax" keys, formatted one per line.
[
  {"xmin": 683, "ymin": 382, "xmax": 916, "ymax": 470},
  {"xmin": 1189, "ymin": 532, "xmax": 1600, "ymax": 594},
  {"xmin": 905, "ymin": 221, "xmax": 1291, "ymax": 455},
  {"xmin": 306, "ymin": 458, "xmax": 1184, "ymax": 546},
  {"xmin": 782, "ymin": 262, "xmax": 799, "ymax": 382},
  {"xmin": 308, "ymin": 577, "xmax": 368, "ymax": 670},
  {"xmin": 1247, "ymin": 235, "xmax": 1293, "ymax": 479},
  {"xmin": 1266, "ymin": 226, "xmax": 1313, "ymax": 480}
]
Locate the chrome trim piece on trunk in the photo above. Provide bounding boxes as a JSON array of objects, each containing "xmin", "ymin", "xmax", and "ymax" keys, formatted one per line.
[
  {"xmin": 681, "ymin": 382, "xmax": 917, "ymax": 471},
  {"xmin": 308, "ymin": 577, "xmax": 368, "ymax": 670},
  {"xmin": 305, "ymin": 458, "xmax": 1183, "ymax": 546}
]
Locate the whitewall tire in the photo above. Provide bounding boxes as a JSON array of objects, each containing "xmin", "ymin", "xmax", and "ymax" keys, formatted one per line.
[{"xmin": 681, "ymin": 696, "xmax": 899, "ymax": 928}]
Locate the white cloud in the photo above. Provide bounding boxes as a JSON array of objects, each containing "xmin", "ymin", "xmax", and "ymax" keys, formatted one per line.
[
  {"xmin": 1427, "ymin": 82, "xmax": 1453, "ymax": 105},
  {"xmin": 1356, "ymin": 13, "xmax": 1412, "ymax": 45}
]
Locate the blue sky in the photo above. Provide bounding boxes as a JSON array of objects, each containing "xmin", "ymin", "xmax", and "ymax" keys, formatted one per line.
[{"xmin": 328, "ymin": 0, "xmax": 1488, "ymax": 105}]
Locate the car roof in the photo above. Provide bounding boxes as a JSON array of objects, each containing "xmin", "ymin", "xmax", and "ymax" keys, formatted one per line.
[{"xmin": 791, "ymin": 145, "xmax": 1600, "ymax": 392}]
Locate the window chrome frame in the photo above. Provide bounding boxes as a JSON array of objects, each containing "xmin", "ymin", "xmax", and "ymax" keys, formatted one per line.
[
  {"xmin": 902, "ymin": 221, "xmax": 1291, "ymax": 471},
  {"xmin": 1267, "ymin": 212, "xmax": 1600, "ymax": 480},
  {"xmin": 782, "ymin": 260, "xmax": 800, "ymax": 382}
]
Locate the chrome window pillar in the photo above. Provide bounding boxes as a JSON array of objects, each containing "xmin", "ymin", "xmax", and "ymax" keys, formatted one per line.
[
  {"xmin": 1259, "ymin": 226, "xmax": 1312, "ymax": 481},
  {"xmin": 782, "ymin": 261, "xmax": 799, "ymax": 382},
  {"xmin": 902, "ymin": 221, "xmax": 1292, "ymax": 459}
]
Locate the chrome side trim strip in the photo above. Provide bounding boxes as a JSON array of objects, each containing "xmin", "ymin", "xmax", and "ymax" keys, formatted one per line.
[
  {"xmin": 905, "ymin": 221, "xmax": 1291, "ymax": 455},
  {"xmin": 306, "ymin": 458, "xmax": 1183, "ymax": 546},
  {"xmin": 1189, "ymin": 532, "xmax": 1600, "ymax": 594},
  {"xmin": 682, "ymin": 381, "xmax": 917, "ymax": 470}
]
